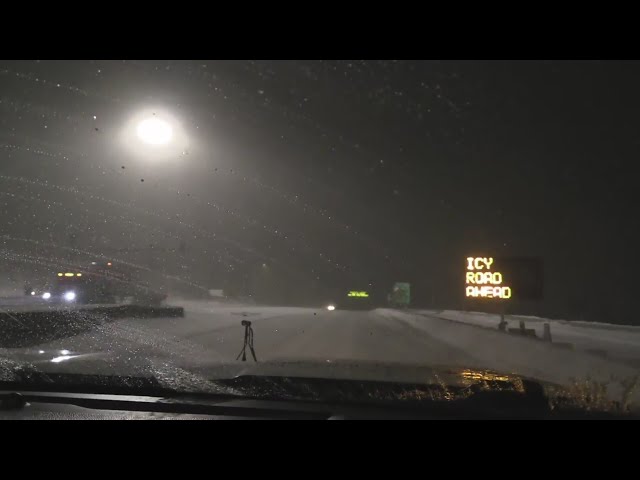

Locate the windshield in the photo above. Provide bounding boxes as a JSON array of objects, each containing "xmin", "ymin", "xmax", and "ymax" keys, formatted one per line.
[{"xmin": 1, "ymin": 60, "xmax": 638, "ymax": 414}]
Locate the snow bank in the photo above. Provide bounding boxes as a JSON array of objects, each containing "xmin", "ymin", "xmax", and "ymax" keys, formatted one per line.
[
  {"xmin": 377, "ymin": 309, "xmax": 640, "ymax": 406},
  {"xmin": 416, "ymin": 309, "xmax": 640, "ymax": 366}
]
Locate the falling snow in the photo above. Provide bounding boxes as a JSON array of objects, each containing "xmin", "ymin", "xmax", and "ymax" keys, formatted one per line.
[{"xmin": 0, "ymin": 60, "xmax": 635, "ymax": 327}]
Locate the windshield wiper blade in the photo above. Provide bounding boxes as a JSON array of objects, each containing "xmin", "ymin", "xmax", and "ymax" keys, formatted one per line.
[
  {"xmin": 0, "ymin": 371, "xmax": 249, "ymax": 403},
  {"xmin": 4, "ymin": 390, "xmax": 328, "ymax": 419}
]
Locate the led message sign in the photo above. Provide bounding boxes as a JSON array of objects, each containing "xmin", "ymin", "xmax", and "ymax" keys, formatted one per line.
[{"xmin": 465, "ymin": 257, "xmax": 543, "ymax": 301}]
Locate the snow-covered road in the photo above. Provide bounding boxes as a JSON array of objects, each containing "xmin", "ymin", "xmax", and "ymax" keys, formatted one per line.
[{"xmin": 2, "ymin": 299, "xmax": 638, "ymax": 406}]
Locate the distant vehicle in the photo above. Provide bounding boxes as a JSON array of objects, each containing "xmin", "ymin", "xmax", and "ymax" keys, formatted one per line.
[
  {"xmin": 340, "ymin": 290, "xmax": 374, "ymax": 310},
  {"xmin": 42, "ymin": 261, "xmax": 167, "ymax": 306},
  {"xmin": 51, "ymin": 270, "xmax": 116, "ymax": 304}
]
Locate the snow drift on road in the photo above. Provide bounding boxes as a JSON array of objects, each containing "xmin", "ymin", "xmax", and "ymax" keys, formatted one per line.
[
  {"xmin": 377, "ymin": 309, "xmax": 640, "ymax": 407},
  {"xmin": 417, "ymin": 309, "xmax": 640, "ymax": 366}
]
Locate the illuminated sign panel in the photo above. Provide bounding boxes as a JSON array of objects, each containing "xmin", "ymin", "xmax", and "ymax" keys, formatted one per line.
[
  {"xmin": 465, "ymin": 256, "xmax": 543, "ymax": 301},
  {"xmin": 390, "ymin": 282, "xmax": 411, "ymax": 307},
  {"xmin": 348, "ymin": 291, "xmax": 369, "ymax": 298}
]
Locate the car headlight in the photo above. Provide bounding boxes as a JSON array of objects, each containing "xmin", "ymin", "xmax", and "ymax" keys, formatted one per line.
[
  {"xmin": 327, "ymin": 305, "xmax": 336, "ymax": 311},
  {"xmin": 42, "ymin": 292, "xmax": 51, "ymax": 300},
  {"xmin": 64, "ymin": 291, "xmax": 76, "ymax": 302}
]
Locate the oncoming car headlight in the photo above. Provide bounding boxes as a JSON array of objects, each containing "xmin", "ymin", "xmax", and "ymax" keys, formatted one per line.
[
  {"xmin": 42, "ymin": 292, "xmax": 51, "ymax": 300},
  {"xmin": 326, "ymin": 304, "xmax": 336, "ymax": 311},
  {"xmin": 64, "ymin": 291, "xmax": 76, "ymax": 302}
]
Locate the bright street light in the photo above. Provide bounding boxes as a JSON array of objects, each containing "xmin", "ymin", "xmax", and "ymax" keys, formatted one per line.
[
  {"xmin": 136, "ymin": 117, "xmax": 173, "ymax": 146},
  {"xmin": 120, "ymin": 108, "xmax": 190, "ymax": 163}
]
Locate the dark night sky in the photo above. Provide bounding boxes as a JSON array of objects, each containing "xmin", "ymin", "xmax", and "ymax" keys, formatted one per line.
[{"xmin": 0, "ymin": 60, "xmax": 637, "ymax": 322}]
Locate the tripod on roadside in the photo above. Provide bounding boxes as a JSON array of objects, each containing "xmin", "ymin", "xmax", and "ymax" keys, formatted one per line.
[{"xmin": 236, "ymin": 320, "xmax": 257, "ymax": 362}]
